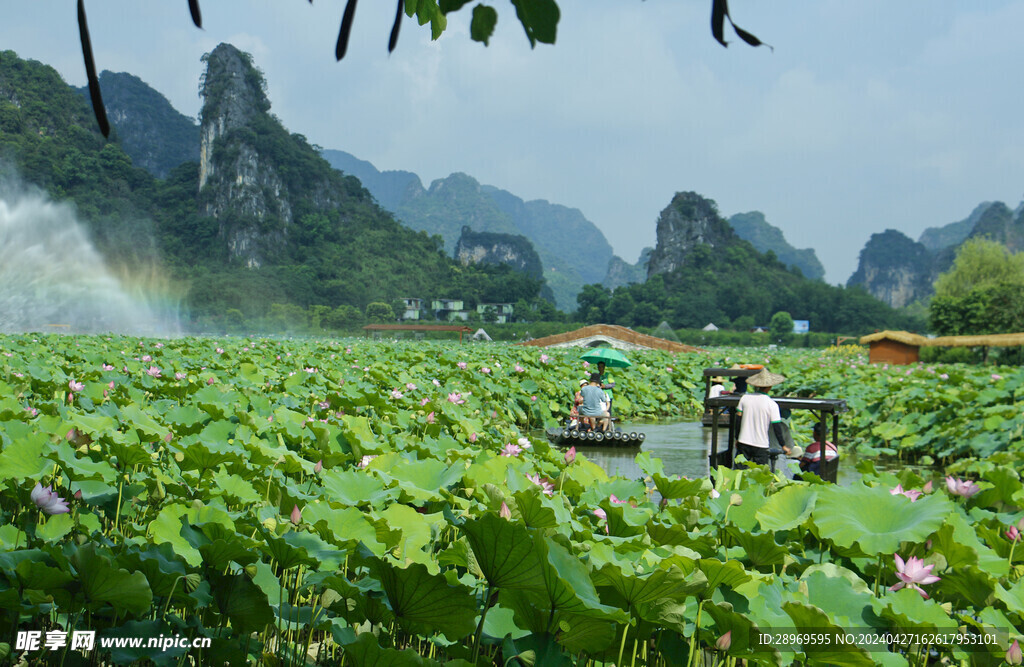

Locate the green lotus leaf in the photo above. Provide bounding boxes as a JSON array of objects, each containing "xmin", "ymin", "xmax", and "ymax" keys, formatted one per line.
[
  {"xmin": 756, "ymin": 485, "xmax": 818, "ymax": 532},
  {"xmin": 812, "ymin": 484, "xmax": 950, "ymax": 556},
  {"xmin": 179, "ymin": 522, "xmax": 259, "ymax": 569},
  {"xmin": 531, "ymin": 535, "xmax": 628, "ymax": 622},
  {"xmin": 708, "ymin": 487, "xmax": 763, "ymax": 531},
  {"xmin": 67, "ymin": 412, "xmax": 117, "ymax": 435},
  {"xmin": 370, "ymin": 559, "xmax": 478, "ymax": 640},
  {"xmin": 726, "ymin": 528, "xmax": 789, "ymax": 569},
  {"xmin": 119, "ymin": 543, "xmax": 189, "ymax": 598},
  {"xmin": 339, "ymin": 415, "xmax": 380, "ymax": 457},
  {"xmin": 119, "ymin": 403, "xmax": 166, "ymax": 440},
  {"xmin": 15, "ymin": 560, "xmax": 72, "ymax": 591},
  {"xmin": 482, "ymin": 604, "xmax": 529, "ymax": 641},
  {"xmin": 935, "ymin": 565, "xmax": 995, "ymax": 610},
  {"xmin": 375, "ymin": 504, "xmax": 441, "ymax": 568},
  {"xmin": 173, "ymin": 436, "xmax": 240, "ymax": 473},
  {"xmin": 703, "ymin": 601, "xmax": 783, "ymax": 664},
  {"xmin": 800, "ymin": 564, "xmax": 882, "ymax": 628},
  {"xmin": 879, "ymin": 587, "xmax": 957, "ymax": 633},
  {"xmin": 696, "ymin": 559, "xmax": 752, "ymax": 596},
  {"xmin": 150, "ymin": 503, "xmax": 235, "ymax": 567},
  {"xmin": 50, "ymin": 442, "xmax": 117, "ymax": 483},
  {"xmin": 321, "ymin": 469, "xmax": 395, "ymax": 508},
  {"xmin": 973, "ymin": 465, "xmax": 1022, "ymax": 510},
  {"xmin": 782, "ymin": 601, "xmax": 875, "ymax": 666},
  {"xmin": 192, "ymin": 385, "xmax": 238, "ymax": 420},
  {"xmin": 598, "ymin": 560, "xmax": 706, "ymax": 612},
  {"xmin": 513, "ymin": 489, "xmax": 568, "ymax": 529},
  {"xmin": 35, "ymin": 513, "xmax": 74, "ymax": 543},
  {"xmin": 0, "ymin": 429, "xmax": 51, "ymax": 480},
  {"xmin": 163, "ymin": 404, "xmax": 208, "ymax": 433},
  {"xmin": 237, "ymin": 362, "xmax": 265, "ymax": 386},
  {"xmin": 461, "ymin": 513, "xmax": 545, "ymax": 590},
  {"xmin": 208, "ymin": 470, "xmax": 261, "ymax": 505},
  {"xmin": 646, "ymin": 522, "xmax": 717, "ymax": 556},
  {"xmin": 70, "ymin": 543, "xmax": 153, "ymax": 616},
  {"xmin": 98, "ymin": 620, "xmax": 192, "ymax": 665},
  {"xmin": 340, "ymin": 632, "xmax": 441, "ymax": 667},
  {"xmin": 994, "ymin": 579, "xmax": 1024, "ymax": 617},
  {"xmin": 652, "ymin": 473, "xmax": 707, "ymax": 500},
  {"xmin": 0, "ymin": 525, "xmax": 26, "ymax": 552},
  {"xmin": 386, "ymin": 459, "xmax": 463, "ymax": 503},
  {"xmin": 302, "ymin": 504, "xmax": 387, "ymax": 555},
  {"xmin": 208, "ymin": 570, "xmax": 274, "ymax": 635},
  {"xmin": 105, "ymin": 439, "xmax": 154, "ymax": 469}
]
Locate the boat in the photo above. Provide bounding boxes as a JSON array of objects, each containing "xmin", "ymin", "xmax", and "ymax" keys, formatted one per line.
[
  {"xmin": 700, "ymin": 366, "xmax": 764, "ymax": 427},
  {"xmin": 545, "ymin": 426, "xmax": 645, "ymax": 448}
]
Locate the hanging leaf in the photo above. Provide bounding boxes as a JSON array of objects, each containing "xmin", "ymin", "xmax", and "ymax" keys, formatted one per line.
[
  {"xmin": 389, "ymin": 0, "xmax": 404, "ymax": 53},
  {"xmin": 510, "ymin": 0, "xmax": 559, "ymax": 47},
  {"xmin": 470, "ymin": 4, "xmax": 498, "ymax": 46},
  {"xmin": 188, "ymin": 0, "xmax": 202, "ymax": 28}
]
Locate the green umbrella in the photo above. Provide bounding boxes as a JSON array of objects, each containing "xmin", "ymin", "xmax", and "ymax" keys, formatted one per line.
[{"xmin": 580, "ymin": 347, "xmax": 632, "ymax": 368}]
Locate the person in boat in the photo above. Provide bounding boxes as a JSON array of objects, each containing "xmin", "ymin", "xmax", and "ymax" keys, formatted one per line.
[
  {"xmin": 708, "ymin": 376, "xmax": 727, "ymax": 399},
  {"xmin": 568, "ymin": 378, "xmax": 587, "ymax": 426},
  {"xmin": 579, "ymin": 373, "xmax": 611, "ymax": 432},
  {"xmin": 799, "ymin": 422, "xmax": 839, "ymax": 476},
  {"xmin": 735, "ymin": 369, "xmax": 789, "ymax": 465}
]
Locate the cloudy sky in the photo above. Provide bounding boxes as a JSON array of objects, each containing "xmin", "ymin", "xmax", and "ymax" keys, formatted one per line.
[{"xmin": 3, "ymin": 1, "xmax": 1023, "ymax": 284}]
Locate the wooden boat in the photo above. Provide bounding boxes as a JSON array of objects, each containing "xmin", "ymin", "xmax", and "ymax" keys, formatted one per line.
[{"xmin": 545, "ymin": 426, "xmax": 645, "ymax": 448}]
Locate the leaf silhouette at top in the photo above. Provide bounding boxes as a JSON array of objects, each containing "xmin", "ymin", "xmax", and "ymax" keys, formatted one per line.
[{"xmin": 77, "ymin": 0, "xmax": 109, "ymax": 137}]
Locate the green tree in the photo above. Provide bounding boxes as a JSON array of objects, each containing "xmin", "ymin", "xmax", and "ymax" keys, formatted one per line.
[
  {"xmin": 732, "ymin": 315, "xmax": 755, "ymax": 331},
  {"xmin": 365, "ymin": 302, "xmax": 395, "ymax": 323},
  {"xmin": 933, "ymin": 238, "xmax": 1024, "ymax": 299},
  {"xmin": 769, "ymin": 311, "xmax": 794, "ymax": 341},
  {"xmin": 930, "ymin": 239, "xmax": 1024, "ymax": 335}
]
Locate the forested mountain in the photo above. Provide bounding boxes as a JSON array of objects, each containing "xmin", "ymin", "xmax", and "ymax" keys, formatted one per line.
[
  {"xmin": 848, "ymin": 201, "xmax": 1024, "ymax": 308},
  {"xmin": 0, "ymin": 46, "xmax": 542, "ymax": 330},
  {"xmin": 76, "ymin": 71, "xmax": 199, "ymax": 179},
  {"xmin": 321, "ymin": 149, "xmax": 616, "ymax": 310},
  {"xmin": 576, "ymin": 192, "xmax": 917, "ymax": 333},
  {"xmin": 727, "ymin": 211, "xmax": 825, "ymax": 280}
]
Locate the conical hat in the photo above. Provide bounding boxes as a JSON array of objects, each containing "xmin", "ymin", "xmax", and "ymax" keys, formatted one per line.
[{"xmin": 747, "ymin": 369, "xmax": 786, "ymax": 388}]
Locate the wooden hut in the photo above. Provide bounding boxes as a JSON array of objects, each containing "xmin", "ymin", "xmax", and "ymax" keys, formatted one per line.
[
  {"xmin": 859, "ymin": 331, "xmax": 928, "ymax": 365},
  {"xmin": 860, "ymin": 330, "xmax": 1024, "ymax": 364}
]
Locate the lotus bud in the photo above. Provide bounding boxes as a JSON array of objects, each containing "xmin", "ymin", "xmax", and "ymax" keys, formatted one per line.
[
  {"xmin": 729, "ymin": 493, "xmax": 743, "ymax": 507},
  {"xmin": 715, "ymin": 630, "xmax": 732, "ymax": 652},
  {"xmin": 207, "ymin": 377, "xmax": 215, "ymax": 385},
  {"xmin": 1008, "ymin": 525, "xmax": 1022, "ymax": 543},
  {"xmin": 564, "ymin": 446, "xmax": 577, "ymax": 465},
  {"xmin": 500, "ymin": 502, "xmax": 512, "ymax": 520},
  {"xmin": 263, "ymin": 517, "xmax": 278, "ymax": 531},
  {"xmin": 1008, "ymin": 640, "xmax": 1023, "ymax": 666},
  {"xmin": 74, "ymin": 489, "xmax": 83, "ymax": 500},
  {"xmin": 164, "ymin": 432, "xmax": 173, "ymax": 443},
  {"xmin": 923, "ymin": 480, "xmax": 933, "ymax": 493},
  {"xmin": 290, "ymin": 505, "xmax": 301, "ymax": 525},
  {"xmin": 244, "ymin": 564, "xmax": 259, "ymax": 578},
  {"xmin": 314, "ymin": 459, "xmax": 323, "ymax": 474}
]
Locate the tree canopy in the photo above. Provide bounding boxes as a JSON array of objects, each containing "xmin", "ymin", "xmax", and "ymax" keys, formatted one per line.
[{"xmin": 929, "ymin": 238, "xmax": 1024, "ymax": 336}]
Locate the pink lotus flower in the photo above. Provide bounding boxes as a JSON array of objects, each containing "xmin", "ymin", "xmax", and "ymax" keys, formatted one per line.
[
  {"xmin": 564, "ymin": 446, "xmax": 577, "ymax": 464},
  {"xmin": 102, "ymin": 363, "xmax": 114, "ymax": 371},
  {"xmin": 406, "ymin": 382, "xmax": 417, "ymax": 391},
  {"xmin": 945, "ymin": 476, "xmax": 980, "ymax": 498},
  {"xmin": 426, "ymin": 411, "xmax": 435, "ymax": 424},
  {"xmin": 500, "ymin": 502, "xmax": 512, "ymax": 519},
  {"xmin": 457, "ymin": 361, "xmax": 467, "ymax": 370},
  {"xmin": 155, "ymin": 343, "xmax": 163, "ymax": 348},
  {"xmin": 526, "ymin": 474, "xmax": 554, "ymax": 496},
  {"xmin": 304, "ymin": 367, "xmax": 317, "ymax": 373},
  {"xmin": 890, "ymin": 553, "xmax": 940, "ymax": 598},
  {"xmin": 314, "ymin": 460, "xmax": 323, "ymax": 474},
  {"xmin": 469, "ymin": 433, "xmax": 478, "ymax": 443},
  {"xmin": 290, "ymin": 505, "xmax": 302, "ymax": 525},
  {"xmin": 531, "ymin": 395, "xmax": 537, "ymax": 401},
  {"xmin": 447, "ymin": 392, "xmax": 465, "ymax": 405},
  {"xmin": 31, "ymin": 483, "xmax": 70, "ymax": 515},
  {"xmin": 709, "ymin": 488, "xmax": 720, "ymax": 499},
  {"xmin": 68, "ymin": 380, "xmax": 84, "ymax": 392},
  {"xmin": 939, "ymin": 373, "xmax": 949, "ymax": 380},
  {"xmin": 514, "ymin": 365, "xmax": 525, "ymax": 373},
  {"xmin": 175, "ymin": 372, "xmax": 186, "ymax": 381},
  {"xmin": 922, "ymin": 480, "xmax": 933, "ymax": 494},
  {"xmin": 715, "ymin": 630, "xmax": 732, "ymax": 652},
  {"xmin": 481, "ymin": 367, "xmax": 491, "ymax": 374},
  {"xmin": 518, "ymin": 437, "xmax": 532, "ymax": 449},
  {"xmin": 357, "ymin": 454, "xmax": 378, "ymax": 468},
  {"xmin": 207, "ymin": 377, "xmax": 215, "ymax": 385},
  {"xmin": 216, "ymin": 348, "xmax": 224, "ymax": 354},
  {"xmin": 582, "ymin": 361, "xmax": 590, "ymax": 368},
  {"xmin": 890, "ymin": 484, "xmax": 922, "ymax": 502},
  {"xmin": 610, "ymin": 494, "xmax": 627, "ymax": 505},
  {"xmin": 1007, "ymin": 639, "xmax": 1022, "ymax": 665},
  {"xmin": 500, "ymin": 443, "xmax": 522, "ymax": 457},
  {"xmin": 141, "ymin": 355, "xmax": 152, "ymax": 362},
  {"xmin": 391, "ymin": 389, "xmax": 404, "ymax": 399},
  {"xmin": 24, "ymin": 406, "xmax": 37, "ymax": 417},
  {"xmin": 419, "ymin": 397, "xmax": 429, "ymax": 406},
  {"xmin": 992, "ymin": 373, "xmax": 1003, "ymax": 381},
  {"xmin": 319, "ymin": 400, "xmax": 330, "ymax": 410},
  {"xmin": 146, "ymin": 366, "xmax": 161, "ymax": 377},
  {"xmin": 666, "ymin": 367, "xmax": 673, "ymax": 372},
  {"xmin": 108, "ymin": 381, "xmax": 115, "ymax": 389},
  {"xmin": 593, "ymin": 508, "xmax": 607, "ymax": 521},
  {"xmin": 164, "ymin": 432, "xmax": 173, "ymax": 443},
  {"xmin": 432, "ymin": 378, "xmax": 440, "ymax": 386},
  {"xmin": 540, "ymin": 354, "xmax": 549, "ymax": 363}
]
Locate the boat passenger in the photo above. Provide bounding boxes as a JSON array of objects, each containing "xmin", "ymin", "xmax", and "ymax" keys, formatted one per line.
[
  {"xmin": 579, "ymin": 373, "xmax": 611, "ymax": 432},
  {"xmin": 800, "ymin": 422, "xmax": 839, "ymax": 476},
  {"xmin": 735, "ymin": 369, "xmax": 789, "ymax": 465},
  {"xmin": 708, "ymin": 376, "xmax": 726, "ymax": 399},
  {"xmin": 569, "ymin": 379, "xmax": 587, "ymax": 426},
  {"xmin": 596, "ymin": 361, "xmax": 615, "ymax": 412}
]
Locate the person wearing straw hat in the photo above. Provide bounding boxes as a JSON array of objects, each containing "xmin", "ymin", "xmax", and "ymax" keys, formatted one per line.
[
  {"xmin": 735, "ymin": 369, "xmax": 789, "ymax": 465},
  {"xmin": 708, "ymin": 376, "xmax": 727, "ymax": 399}
]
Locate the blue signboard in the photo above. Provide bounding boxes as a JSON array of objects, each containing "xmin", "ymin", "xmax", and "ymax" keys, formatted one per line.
[{"xmin": 792, "ymin": 320, "xmax": 810, "ymax": 334}]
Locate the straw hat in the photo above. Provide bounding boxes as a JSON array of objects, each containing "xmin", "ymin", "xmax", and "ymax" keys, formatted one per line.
[
  {"xmin": 710, "ymin": 376, "xmax": 725, "ymax": 383},
  {"xmin": 579, "ymin": 379, "xmax": 588, "ymax": 386},
  {"xmin": 747, "ymin": 369, "xmax": 786, "ymax": 388}
]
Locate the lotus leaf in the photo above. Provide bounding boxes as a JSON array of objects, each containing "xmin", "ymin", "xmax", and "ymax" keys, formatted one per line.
[
  {"xmin": 0, "ymin": 429, "xmax": 51, "ymax": 480},
  {"xmin": 370, "ymin": 559, "xmax": 478, "ymax": 640},
  {"xmin": 782, "ymin": 601, "xmax": 875, "ymax": 666},
  {"xmin": 461, "ymin": 513, "xmax": 545, "ymax": 590},
  {"xmin": 321, "ymin": 469, "xmax": 395, "ymax": 508},
  {"xmin": 756, "ymin": 485, "xmax": 818, "ymax": 532},
  {"xmin": 208, "ymin": 570, "xmax": 275, "ymax": 635},
  {"xmin": 812, "ymin": 484, "xmax": 950, "ymax": 556},
  {"xmin": 70, "ymin": 543, "xmax": 153, "ymax": 616}
]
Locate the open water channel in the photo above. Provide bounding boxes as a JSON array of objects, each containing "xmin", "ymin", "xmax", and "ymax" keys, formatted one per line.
[{"xmin": 575, "ymin": 420, "xmax": 866, "ymax": 486}]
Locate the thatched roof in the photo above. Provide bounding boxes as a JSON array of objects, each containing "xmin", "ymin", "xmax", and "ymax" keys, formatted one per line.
[
  {"xmin": 859, "ymin": 330, "xmax": 929, "ymax": 346},
  {"xmin": 860, "ymin": 330, "xmax": 1024, "ymax": 348}
]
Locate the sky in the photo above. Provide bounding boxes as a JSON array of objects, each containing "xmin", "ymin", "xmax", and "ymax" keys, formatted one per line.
[{"xmin": 3, "ymin": 1, "xmax": 1023, "ymax": 285}]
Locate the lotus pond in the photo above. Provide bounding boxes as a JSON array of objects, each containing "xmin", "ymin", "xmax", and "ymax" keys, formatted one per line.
[{"xmin": 0, "ymin": 334, "xmax": 1022, "ymax": 666}]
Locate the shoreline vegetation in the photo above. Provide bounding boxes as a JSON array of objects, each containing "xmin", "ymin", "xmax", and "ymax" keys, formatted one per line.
[{"xmin": 0, "ymin": 335, "xmax": 1021, "ymax": 665}]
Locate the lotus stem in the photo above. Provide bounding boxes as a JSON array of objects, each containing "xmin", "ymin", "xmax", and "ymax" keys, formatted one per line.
[
  {"xmin": 617, "ymin": 621, "xmax": 630, "ymax": 667},
  {"xmin": 687, "ymin": 600, "xmax": 703, "ymax": 667},
  {"xmin": 873, "ymin": 553, "xmax": 882, "ymax": 597},
  {"xmin": 471, "ymin": 583, "xmax": 495, "ymax": 663}
]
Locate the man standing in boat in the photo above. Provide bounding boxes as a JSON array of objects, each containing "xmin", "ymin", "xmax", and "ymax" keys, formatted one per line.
[{"xmin": 735, "ymin": 369, "xmax": 789, "ymax": 465}]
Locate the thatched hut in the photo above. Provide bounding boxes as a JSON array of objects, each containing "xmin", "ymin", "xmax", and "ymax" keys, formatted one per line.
[{"xmin": 860, "ymin": 330, "xmax": 1024, "ymax": 364}]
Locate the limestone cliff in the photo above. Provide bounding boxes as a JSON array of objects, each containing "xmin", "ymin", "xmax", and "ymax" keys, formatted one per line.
[
  {"xmin": 847, "ymin": 230, "xmax": 936, "ymax": 308},
  {"xmin": 454, "ymin": 226, "xmax": 543, "ymax": 280},
  {"xmin": 727, "ymin": 211, "xmax": 825, "ymax": 280},
  {"xmin": 646, "ymin": 192, "xmax": 737, "ymax": 278},
  {"xmin": 603, "ymin": 249, "xmax": 651, "ymax": 290}
]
